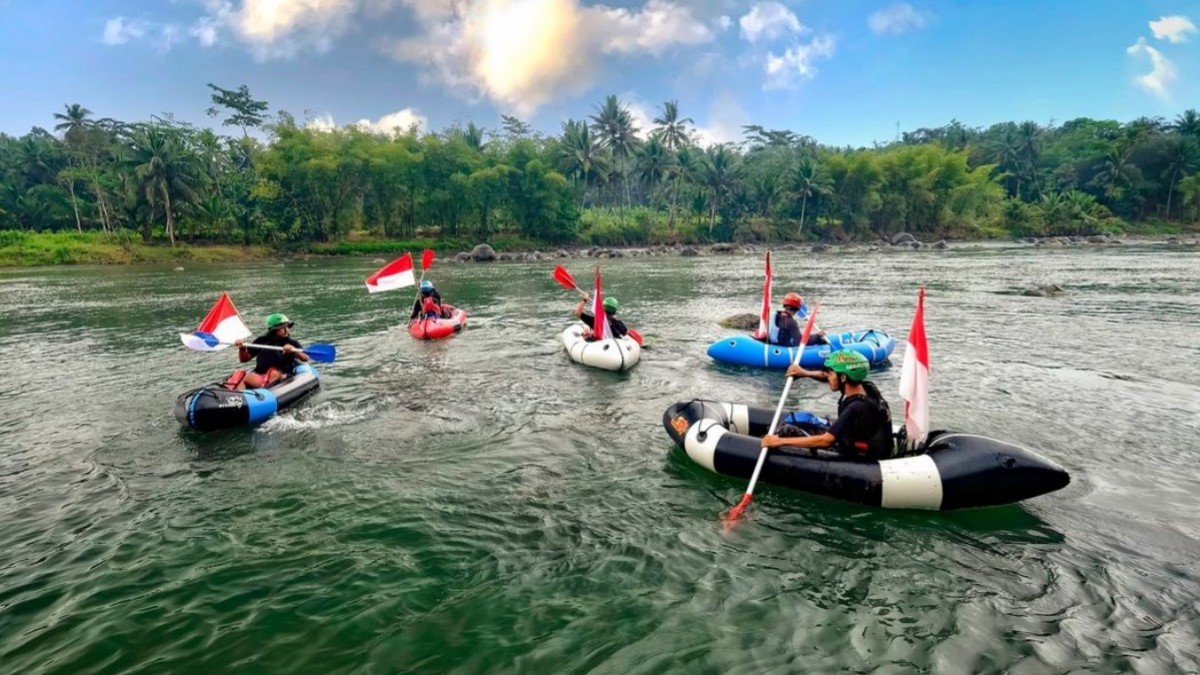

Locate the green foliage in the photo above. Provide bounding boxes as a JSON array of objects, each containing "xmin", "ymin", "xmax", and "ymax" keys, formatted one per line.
[{"xmin": 1, "ymin": 91, "xmax": 1197, "ymax": 266}]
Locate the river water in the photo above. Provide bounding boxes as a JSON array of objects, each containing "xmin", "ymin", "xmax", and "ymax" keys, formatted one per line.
[{"xmin": 1, "ymin": 244, "xmax": 1198, "ymax": 674}]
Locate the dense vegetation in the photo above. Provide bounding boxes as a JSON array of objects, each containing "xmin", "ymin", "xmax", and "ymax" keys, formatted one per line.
[{"xmin": 2, "ymin": 84, "xmax": 1198, "ymax": 260}]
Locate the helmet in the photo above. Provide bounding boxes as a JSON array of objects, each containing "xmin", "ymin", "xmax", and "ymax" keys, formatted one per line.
[
  {"xmin": 419, "ymin": 280, "xmax": 434, "ymax": 294},
  {"xmin": 823, "ymin": 350, "xmax": 869, "ymax": 382},
  {"xmin": 603, "ymin": 296, "xmax": 619, "ymax": 313},
  {"xmin": 266, "ymin": 313, "xmax": 293, "ymax": 330},
  {"xmin": 782, "ymin": 292, "xmax": 802, "ymax": 309}
]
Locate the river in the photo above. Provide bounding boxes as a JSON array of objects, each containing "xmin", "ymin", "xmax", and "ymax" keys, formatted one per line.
[{"xmin": 1, "ymin": 244, "xmax": 1199, "ymax": 674}]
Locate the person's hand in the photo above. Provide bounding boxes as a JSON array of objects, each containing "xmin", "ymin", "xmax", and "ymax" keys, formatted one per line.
[
  {"xmin": 785, "ymin": 364, "xmax": 804, "ymax": 378},
  {"xmin": 235, "ymin": 338, "xmax": 246, "ymax": 348},
  {"xmin": 762, "ymin": 434, "xmax": 781, "ymax": 448},
  {"xmin": 282, "ymin": 344, "xmax": 294, "ymax": 354}
]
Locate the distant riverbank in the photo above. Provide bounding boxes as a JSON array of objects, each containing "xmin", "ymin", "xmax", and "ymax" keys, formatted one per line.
[{"xmin": 1, "ymin": 229, "xmax": 1196, "ymax": 268}]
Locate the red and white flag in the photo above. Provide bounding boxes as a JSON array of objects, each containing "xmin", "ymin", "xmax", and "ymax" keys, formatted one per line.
[
  {"xmin": 898, "ymin": 287, "xmax": 930, "ymax": 449},
  {"xmin": 365, "ymin": 253, "xmax": 415, "ymax": 293},
  {"xmin": 179, "ymin": 292, "xmax": 252, "ymax": 351},
  {"xmin": 752, "ymin": 251, "xmax": 772, "ymax": 341},
  {"xmin": 591, "ymin": 266, "xmax": 611, "ymax": 341}
]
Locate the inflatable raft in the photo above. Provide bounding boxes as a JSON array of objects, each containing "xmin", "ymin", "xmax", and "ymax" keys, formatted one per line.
[
  {"xmin": 561, "ymin": 322, "xmax": 641, "ymax": 371},
  {"xmin": 174, "ymin": 364, "xmax": 321, "ymax": 432},
  {"xmin": 409, "ymin": 305, "xmax": 468, "ymax": 340},
  {"xmin": 662, "ymin": 399, "xmax": 1070, "ymax": 510},
  {"xmin": 706, "ymin": 329, "xmax": 895, "ymax": 370}
]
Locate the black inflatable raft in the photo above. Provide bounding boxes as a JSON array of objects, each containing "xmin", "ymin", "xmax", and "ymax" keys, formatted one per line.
[
  {"xmin": 174, "ymin": 364, "xmax": 321, "ymax": 432},
  {"xmin": 663, "ymin": 400, "xmax": 1070, "ymax": 510}
]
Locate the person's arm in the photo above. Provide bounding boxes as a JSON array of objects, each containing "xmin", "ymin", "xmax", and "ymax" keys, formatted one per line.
[
  {"xmin": 410, "ymin": 297, "xmax": 421, "ymax": 319},
  {"xmin": 284, "ymin": 339, "xmax": 309, "ymax": 363},
  {"xmin": 785, "ymin": 364, "xmax": 827, "ymax": 381},
  {"xmin": 235, "ymin": 338, "xmax": 255, "ymax": 363},
  {"xmin": 574, "ymin": 295, "xmax": 588, "ymax": 318},
  {"xmin": 762, "ymin": 431, "xmax": 836, "ymax": 449}
]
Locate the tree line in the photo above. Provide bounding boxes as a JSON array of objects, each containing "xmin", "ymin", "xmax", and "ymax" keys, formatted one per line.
[{"xmin": 1, "ymin": 84, "xmax": 1198, "ymax": 248}]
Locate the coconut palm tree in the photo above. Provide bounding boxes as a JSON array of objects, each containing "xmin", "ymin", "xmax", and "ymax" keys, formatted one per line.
[
  {"xmin": 125, "ymin": 126, "xmax": 204, "ymax": 246},
  {"xmin": 589, "ymin": 95, "xmax": 640, "ymax": 214},
  {"xmin": 1160, "ymin": 137, "xmax": 1200, "ymax": 219},
  {"xmin": 652, "ymin": 100, "xmax": 693, "ymax": 225},
  {"xmin": 558, "ymin": 119, "xmax": 608, "ymax": 208},
  {"xmin": 636, "ymin": 135, "xmax": 675, "ymax": 202},
  {"xmin": 53, "ymin": 104, "xmax": 93, "ymax": 145},
  {"xmin": 700, "ymin": 144, "xmax": 739, "ymax": 232},
  {"xmin": 788, "ymin": 157, "xmax": 832, "ymax": 237},
  {"xmin": 1172, "ymin": 109, "xmax": 1200, "ymax": 138}
]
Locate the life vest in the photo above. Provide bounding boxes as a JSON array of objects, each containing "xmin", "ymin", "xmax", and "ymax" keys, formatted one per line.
[
  {"xmin": 836, "ymin": 382, "xmax": 896, "ymax": 459},
  {"xmin": 421, "ymin": 296, "xmax": 441, "ymax": 317},
  {"xmin": 768, "ymin": 310, "xmax": 792, "ymax": 345}
]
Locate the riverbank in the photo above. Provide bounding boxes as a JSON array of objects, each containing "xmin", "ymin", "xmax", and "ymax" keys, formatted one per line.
[{"xmin": 2, "ymin": 228, "xmax": 1197, "ymax": 267}]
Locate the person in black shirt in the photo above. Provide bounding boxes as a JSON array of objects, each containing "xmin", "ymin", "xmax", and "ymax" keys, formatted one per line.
[
  {"xmin": 231, "ymin": 313, "xmax": 309, "ymax": 389},
  {"xmin": 760, "ymin": 350, "xmax": 894, "ymax": 459},
  {"xmin": 764, "ymin": 292, "xmax": 827, "ymax": 347},
  {"xmin": 575, "ymin": 293, "xmax": 628, "ymax": 339},
  {"xmin": 411, "ymin": 280, "xmax": 447, "ymax": 319}
]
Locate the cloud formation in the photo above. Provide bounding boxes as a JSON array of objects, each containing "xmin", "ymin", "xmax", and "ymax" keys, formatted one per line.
[
  {"xmin": 764, "ymin": 36, "xmax": 835, "ymax": 90},
  {"xmin": 385, "ymin": 0, "xmax": 715, "ymax": 116},
  {"xmin": 306, "ymin": 108, "xmax": 428, "ymax": 134},
  {"xmin": 739, "ymin": 2, "xmax": 802, "ymax": 43},
  {"xmin": 1126, "ymin": 37, "xmax": 1176, "ymax": 100},
  {"xmin": 868, "ymin": 3, "xmax": 930, "ymax": 35},
  {"xmin": 102, "ymin": 17, "xmax": 149, "ymax": 46},
  {"xmin": 1149, "ymin": 15, "xmax": 1196, "ymax": 43}
]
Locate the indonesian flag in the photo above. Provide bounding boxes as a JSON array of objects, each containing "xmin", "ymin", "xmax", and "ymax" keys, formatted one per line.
[
  {"xmin": 899, "ymin": 287, "xmax": 930, "ymax": 449},
  {"xmin": 752, "ymin": 251, "xmax": 772, "ymax": 341},
  {"xmin": 365, "ymin": 253, "xmax": 415, "ymax": 293},
  {"xmin": 179, "ymin": 292, "xmax": 251, "ymax": 351},
  {"xmin": 591, "ymin": 266, "xmax": 611, "ymax": 341}
]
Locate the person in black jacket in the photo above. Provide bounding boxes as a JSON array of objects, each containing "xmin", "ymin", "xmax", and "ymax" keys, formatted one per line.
[
  {"xmin": 230, "ymin": 313, "xmax": 308, "ymax": 389},
  {"xmin": 411, "ymin": 280, "xmax": 447, "ymax": 319},
  {"xmin": 575, "ymin": 293, "xmax": 628, "ymax": 339}
]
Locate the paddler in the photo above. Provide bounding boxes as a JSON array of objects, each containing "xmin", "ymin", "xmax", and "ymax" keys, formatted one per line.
[
  {"xmin": 575, "ymin": 293, "xmax": 629, "ymax": 340},
  {"xmin": 410, "ymin": 280, "xmax": 447, "ymax": 319},
  {"xmin": 227, "ymin": 313, "xmax": 309, "ymax": 390},
  {"xmin": 766, "ymin": 292, "xmax": 827, "ymax": 347},
  {"xmin": 760, "ymin": 350, "xmax": 895, "ymax": 459}
]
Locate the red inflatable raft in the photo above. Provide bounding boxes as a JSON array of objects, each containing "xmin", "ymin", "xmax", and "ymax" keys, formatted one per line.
[{"xmin": 409, "ymin": 305, "xmax": 468, "ymax": 340}]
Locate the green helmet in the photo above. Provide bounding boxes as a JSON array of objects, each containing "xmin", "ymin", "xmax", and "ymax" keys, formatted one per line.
[
  {"xmin": 266, "ymin": 313, "xmax": 294, "ymax": 330},
  {"xmin": 603, "ymin": 297, "xmax": 619, "ymax": 313},
  {"xmin": 823, "ymin": 350, "xmax": 869, "ymax": 382}
]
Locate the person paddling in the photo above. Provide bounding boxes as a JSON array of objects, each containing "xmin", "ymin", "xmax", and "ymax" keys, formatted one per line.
[
  {"xmin": 228, "ymin": 314, "xmax": 309, "ymax": 390},
  {"xmin": 765, "ymin": 292, "xmax": 827, "ymax": 347},
  {"xmin": 761, "ymin": 350, "xmax": 895, "ymax": 459},
  {"xmin": 575, "ymin": 293, "xmax": 628, "ymax": 340},
  {"xmin": 411, "ymin": 280, "xmax": 447, "ymax": 319}
]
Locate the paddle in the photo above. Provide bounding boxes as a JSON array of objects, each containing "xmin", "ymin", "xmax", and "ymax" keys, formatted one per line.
[
  {"xmin": 189, "ymin": 332, "xmax": 338, "ymax": 363},
  {"xmin": 552, "ymin": 265, "xmax": 647, "ymax": 347},
  {"xmin": 724, "ymin": 301, "xmax": 821, "ymax": 528}
]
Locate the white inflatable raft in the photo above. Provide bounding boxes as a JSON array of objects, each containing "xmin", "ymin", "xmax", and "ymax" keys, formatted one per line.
[{"xmin": 561, "ymin": 322, "xmax": 641, "ymax": 371}]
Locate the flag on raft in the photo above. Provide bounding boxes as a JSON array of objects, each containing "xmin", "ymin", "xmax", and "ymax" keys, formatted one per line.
[
  {"xmin": 752, "ymin": 251, "xmax": 772, "ymax": 341},
  {"xmin": 179, "ymin": 292, "xmax": 252, "ymax": 351},
  {"xmin": 365, "ymin": 252, "xmax": 416, "ymax": 293},
  {"xmin": 898, "ymin": 287, "xmax": 930, "ymax": 449},
  {"xmin": 590, "ymin": 266, "xmax": 612, "ymax": 341}
]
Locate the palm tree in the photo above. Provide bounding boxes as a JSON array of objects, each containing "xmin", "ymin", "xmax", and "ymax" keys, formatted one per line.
[
  {"xmin": 1017, "ymin": 121, "xmax": 1043, "ymax": 198},
  {"xmin": 788, "ymin": 157, "xmax": 832, "ymax": 237},
  {"xmin": 125, "ymin": 126, "xmax": 204, "ymax": 246},
  {"xmin": 1172, "ymin": 109, "xmax": 1200, "ymax": 138},
  {"xmin": 636, "ymin": 135, "xmax": 675, "ymax": 200},
  {"xmin": 651, "ymin": 100, "xmax": 694, "ymax": 226},
  {"xmin": 1160, "ymin": 137, "xmax": 1200, "ymax": 219},
  {"xmin": 559, "ymin": 119, "xmax": 608, "ymax": 208},
  {"xmin": 700, "ymin": 144, "xmax": 739, "ymax": 232},
  {"xmin": 53, "ymin": 104, "xmax": 93, "ymax": 145},
  {"xmin": 461, "ymin": 122, "xmax": 486, "ymax": 152},
  {"xmin": 589, "ymin": 95, "xmax": 640, "ymax": 215}
]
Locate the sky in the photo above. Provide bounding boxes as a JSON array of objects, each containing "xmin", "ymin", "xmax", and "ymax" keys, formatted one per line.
[{"xmin": 0, "ymin": 1, "xmax": 1197, "ymax": 147}]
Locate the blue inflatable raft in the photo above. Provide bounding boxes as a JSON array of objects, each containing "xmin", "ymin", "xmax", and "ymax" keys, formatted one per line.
[
  {"xmin": 706, "ymin": 329, "xmax": 895, "ymax": 370},
  {"xmin": 173, "ymin": 364, "xmax": 321, "ymax": 431}
]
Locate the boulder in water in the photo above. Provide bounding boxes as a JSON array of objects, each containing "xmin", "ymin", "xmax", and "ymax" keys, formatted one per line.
[
  {"xmin": 891, "ymin": 232, "xmax": 917, "ymax": 245},
  {"xmin": 710, "ymin": 243, "xmax": 738, "ymax": 254},
  {"xmin": 811, "ymin": 243, "xmax": 830, "ymax": 253},
  {"xmin": 471, "ymin": 243, "xmax": 497, "ymax": 261},
  {"xmin": 719, "ymin": 313, "xmax": 760, "ymax": 330},
  {"xmin": 680, "ymin": 246, "xmax": 700, "ymax": 257},
  {"xmin": 1021, "ymin": 283, "xmax": 1066, "ymax": 297},
  {"xmin": 455, "ymin": 252, "xmax": 471, "ymax": 262},
  {"xmin": 933, "ymin": 240, "xmax": 949, "ymax": 249}
]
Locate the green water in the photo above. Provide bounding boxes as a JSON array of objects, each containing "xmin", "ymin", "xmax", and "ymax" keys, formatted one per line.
[{"xmin": 2, "ymin": 245, "xmax": 1199, "ymax": 674}]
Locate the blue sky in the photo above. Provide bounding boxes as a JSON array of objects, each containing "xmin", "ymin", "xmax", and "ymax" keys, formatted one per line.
[{"xmin": 1, "ymin": 1, "xmax": 1197, "ymax": 147}]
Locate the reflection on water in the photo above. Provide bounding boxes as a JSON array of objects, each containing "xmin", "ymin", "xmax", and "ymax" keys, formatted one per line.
[{"xmin": 1, "ymin": 243, "xmax": 1199, "ymax": 673}]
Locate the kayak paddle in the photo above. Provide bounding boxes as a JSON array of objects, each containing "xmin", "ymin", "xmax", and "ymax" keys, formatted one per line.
[
  {"xmin": 724, "ymin": 301, "xmax": 821, "ymax": 528},
  {"xmin": 188, "ymin": 332, "xmax": 338, "ymax": 363},
  {"xmin": 552, "ymin": 265, "xmax": 646, "ymax": 348}
]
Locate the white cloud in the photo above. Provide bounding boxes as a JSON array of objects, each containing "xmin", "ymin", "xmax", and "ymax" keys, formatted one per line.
[
  {"xmin": 692, "ymin": 91, "xmax": 748, "ymax": 147},
  {"xmin": 385, "ymin": 0, "xmax": 715, "ymax": 116},
  {"xmin": 305, "ymin": 109, "xmax": 427, "ymax": 134},
  {"xmin": 764, "ymin": 34, "xmax": 835, "ymax": 89},
  {"xmin": 1126, "ymin": 37, "xmax": 1177, "ymax": 100},
  {"xmin": 191, "ymin": 16, "xmax": 222, "ymax": 47},
  {"xmin": 739, "ymin": 2, "xmax": 803, "ymax": 43},
  {"xmin": 102, "ymin": 17, "xmax": 149, "ymax": 45},
  {"xmin": 1149, "ymin": 15, "xmax": 1197, "ymax": 43},
  {"xmin": 868, "ymin": 3, "xmax": 930, "ymax": 35},
  {"xmin": 621, "ymin": 95, "xmax": 654, "ymax": 140},
  {"xmin": 715, "ymin": 15, "xmax": 732, "ymax": 31},
  {"xmin": 355, "ymin": 108, "xmax": 428, "ymax": 134}
]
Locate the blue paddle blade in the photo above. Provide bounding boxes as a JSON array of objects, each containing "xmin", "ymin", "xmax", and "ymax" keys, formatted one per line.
[
  {"xmin": 302, "ymin": 344, "xmax": 337, "ymax": 363},
  {"xmin": 193, "ymin": 331, "xmax": 222, "ymax": 348}
]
